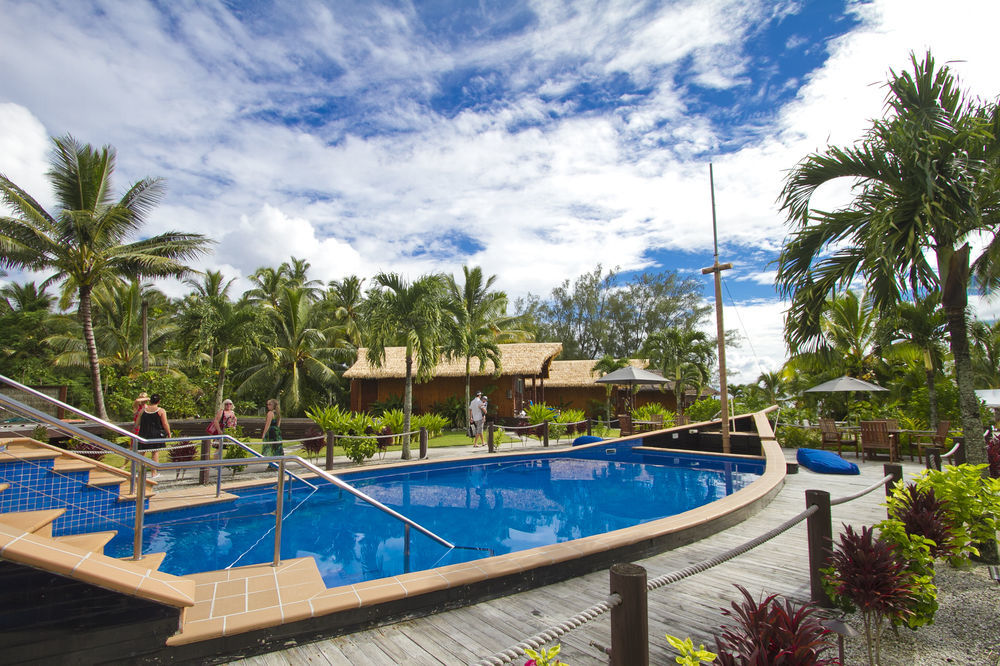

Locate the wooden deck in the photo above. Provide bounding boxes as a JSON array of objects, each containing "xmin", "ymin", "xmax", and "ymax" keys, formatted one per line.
[{"xmin": 229, "ymin": 452, "xmax": 920, "ymax": 665}]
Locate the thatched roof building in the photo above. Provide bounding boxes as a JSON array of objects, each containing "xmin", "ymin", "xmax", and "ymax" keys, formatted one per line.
[{"xmin": 343, "ymin": 343, "xmax": 563, "ymax": 416}]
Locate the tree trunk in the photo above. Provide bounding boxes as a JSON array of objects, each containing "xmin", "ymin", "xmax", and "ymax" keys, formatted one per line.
[
  {"xmin": 924, "ymin": 362, "xmax": 939, "ymax": 428},
  {"xmin": 79, "ymin": 285, "xmax": 107, "ymax": 420},
  {"xmin": 465, "ymin": 356, "xmax": 472, "ymax": 429},
  {"xmin": 945, "ymin": 306, "xmax": 986, "ymax": 464},
  {"xmin": 141, "ymin": 299, "xmax": 149, "ymax": 372},
  {"xmin": 402, "ymin": 353, "xmax": 413, "ymax": 460},
  {"xmin": 213, "ymin": 348, "xmax": 229, "ymax": 414}
]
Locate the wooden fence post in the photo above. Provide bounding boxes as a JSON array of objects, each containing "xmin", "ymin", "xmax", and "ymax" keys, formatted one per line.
[
  {"xmin": 487, "ymin": 424, "xmax": 494, "ymax": 453},
  {"xmin": 587, "ymin": 419, "xmax": 592, "ymax": 436},
  {"xmin": 542, "ymin": 420, "xmax": 549, "ymax": 447},
  {"xmin": 419, "ymin": 427, "xmax": 428, "ymax": 459},
  {"xmin": 926, "ymin": 448, "xmax": 942, "ymax": 471},
  {"xmin": 325, "ymin": 431, "xmax": 335, "ymax": 470},
  {"xmin": 805, "ymin": 489, "xmax": 833, "ymax": 608},
  {"xmin": 610, "ymin": 563, "xmax": 648, "ymax": 666},
  {"xmin": 952, "ymin": 436, "xmax": 966, "ymax": 465}
]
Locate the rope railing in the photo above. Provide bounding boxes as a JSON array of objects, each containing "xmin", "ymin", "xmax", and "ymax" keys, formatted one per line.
[
  {"xmin": 829, "ymin": 473, "xmax": 895, "ymax": 506},
  {"xmin": 474, "ymin": 504, "xmax": 822, "ymax": 665},
  {"xmin": 474, "ymin": 463, "xmax": 906, "ymax": 665}
]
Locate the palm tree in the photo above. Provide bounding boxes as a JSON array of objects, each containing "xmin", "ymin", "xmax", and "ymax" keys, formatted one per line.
[
  {"xmin": 756, "ymin": 370, "xmax": 785, "ymax": 406},
  {"xmin": 592, "ymin": 355, "xmax": 629, "ymax": 421},
  {"xmin": 0, "ymin": 281, "xmax": 55, "ymax": 313},
  {"xmin": 776, "ymin": 52, "xmax": 1000, "ymax": 464},
  {"xmin": 640, "ymin": 327, "xmax": 714, "ymax": 421},
  {"xmin": 178, "ymin": 271, "xmax": 266, "ymax": 412},
  {"xmin": 819, "ymin": 291, "xmax": 883, "ymax": 379},
  {"xmin": 971, "ymin": 320, "xmax": 1000, "ymax": 389},
  {"xmin": 883, "ymin": 293, "xmax": 948, "ymax": 427},
  {"xmin": 237, "ymin": 286, "xmax": 352, "ymax": 415},
  {"xmin": 443, "ymin": 266, "xmax": 527, "ymax": 429},
  {"xmin": 364, "ymin": 272, "xmax": 447, "ymax": 459},
  {"xmin": 324, "ymin": 275, "xmax": 365, "ymax": 346},
  {"xmin": 0, "ymin": 135, "xmax": 212, "ymax": 418}
]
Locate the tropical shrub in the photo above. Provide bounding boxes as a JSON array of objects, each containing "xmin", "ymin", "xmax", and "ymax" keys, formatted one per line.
[
  {"xmin": 885, "ymin": 483, "xmax": 957, "ymax": 560},
  {"xmin": 377, "ymin": 408, "xmax": 405, "ymax": 443},
  {"xmin": 342, "ymin": 412, "xmax": 377, "ymax": 464},
  {"xmin": 557, "ymin": 408, "xmax": 587, "ymax": 436},
  {"xmin": 169, "ymin": 441, "xmax": 197, "ymax": 463},
  {"xmin": 987, "ymin": 428, "xmax": 1000, "ymax": 478},
  {"xmin": 685, "ymin": 397, "xmax": 720, "ymax": 424},
  {"xmin": 302, "ymin": 426, "xmax": 325, "ymax": 460},
  {"xmin": 430, "ymin": 395, "xmax": 465, "ymax": 428},
  {"xmin": 306, "ymin": 404, "xmax": 348, "ymax": 433},
  {"xmin": 413, "ymin": 413, "xmax": 449, "ymax": 437},
  {"xmin": 665, "ymin": 634, "xmax": 716, "ymax": 665},
  {"xmin": 31, "ymin": 424, "xmax": 48, "ymax": 444},
  {"xmin": 631, "ymin": 403, "xmax": 676, "ymax": 429},
  {"xmin": 66, "ymin": 437, "xmax": 107, "ymax": 462},
  {"xmin": 369, "ymin": 393, "xmax": 403, "ymax": 416},
  {"xmin": 523, "ymin": 644, "xmax": 567, "ymax": 666},
  {"xmin": 104, "ymin": 369, "xmax": 203, "ymax": 420},
  {"xmin": 223, "ymin": 442, "xmax": 249, "ymax": 476},
  {"xmin": 824, "ymin": 525, "xmax": 916, "ymax": 666},
  {"xmin": 912, "ymin": 464, "xmax": 1000, "ymax": 564},
  {"xmin": 778, "ymin": 425, "xmax": 821, "ymax": 449},
  {"xmin": 713, "ymin": 584, "xmax": 835, "ymax": 666}
]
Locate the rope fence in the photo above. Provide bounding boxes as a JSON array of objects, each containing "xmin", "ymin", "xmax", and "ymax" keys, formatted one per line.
[{"xmin": 474, "ymin": 465, "xmax": 902, "ymax": 665}]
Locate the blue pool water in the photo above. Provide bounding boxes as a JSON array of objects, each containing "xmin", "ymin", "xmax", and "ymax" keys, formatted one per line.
[{"xmin": 105, "ymin": 448, "xmax": 763, "ymax": 588}]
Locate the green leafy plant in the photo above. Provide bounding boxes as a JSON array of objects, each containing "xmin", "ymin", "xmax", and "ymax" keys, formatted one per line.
[
  {"xmin": 885, "ymin": 482, "xmax": 958, "ymax": 560},
  {"xmin": 223, "ymin": 442, "xmax": 249, "ymax": 476},
  {"xmin": 824, "ymin": 525, "xmax": 915, "ymax": 665},
  {"xmin": 913, "ymin": 464, "xmax": 1000, "ymax": 564},
  {"xmin": 523, "ymin": 644, "xmax": 567, "ymax": 666},
  {"xmin": 713, "ymin": 584, "xmax": 836, "ymax": 666},
  {"xmin": 30, "ymin": 424, "xmax": 49, "ymax": 444},
  {"xmin": 557, "ymin": 408, "xmax": 588, "ymax": 437},
  {"xmin": 342, "ymin": 412, "xmax": 377, "ymax": 464},
  {"xmin": 377, "ymin": 408, "xmax": 405, "ymax": 444},
  {"xmin": 412, "ymin": 412, "xmax": 449, "ymax": 437},
  {"xmin": 369, "ymin": 393, "xmax": 403, "ymax": 416},
  {"xmin": 301, "ymin": 426, "xmax": 325, "ymax": 460},
  {"xmin": 777, "ymin": 425, "xmax": 821, "ymax": 449},
  {"xmin": 685, "ymin": 397, "xmax": 720, "ymax": 424},
  {"xmin": 430, "ymin": 396, "xmax": 465, "ymax": 428},
  {"xmin": 306, "ymin": 404, "xmax": 348, "ymax": 433},
  {"xmin": 665, "ymin": 634, "xmax": 717, "ymax": 665}
]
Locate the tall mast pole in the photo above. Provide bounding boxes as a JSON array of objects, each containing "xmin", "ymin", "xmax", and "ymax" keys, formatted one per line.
[{"xmin": 701, "ymin": 163, "xmax": 732, "ymax": 453}]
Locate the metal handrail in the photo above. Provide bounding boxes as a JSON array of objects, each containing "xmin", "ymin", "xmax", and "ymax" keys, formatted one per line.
[{"xmin": 0, "ymin": 376, "xmax": 455, "ymax": 561}]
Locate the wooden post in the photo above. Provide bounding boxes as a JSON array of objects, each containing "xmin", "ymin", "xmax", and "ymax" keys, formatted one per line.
[
  {"xmin": 325, "ymin": 431, "xmax": 336, "ymax": 470},
  {"xmin": 542, "ymin": 420, "xmax": 549, "ymax": 447},
  {"xmin": 884, "ymin": 463, "xmax": 903, "ymax": 499},
  {"xmin": 805, "ymin": 489, "xmax": 833, "ymax": 608},
  {"xmin": 953, "ymin": 436, "xmax": 966, "ymax": 465},
  {"xmin": 487, "ymin": 424, "xmax": 494, "ymax": 453},
  {"xmin": 419, "ymin": 427, "xmax": 428, "ymax": 459},
  {"xmin": 927, "ymin": 447, "xmax": 942, "ymax": 471},
  {"xmin": 587, "ymin": 419, "xmax": 592, "ymax": 436},
  {"xmin": 610, "ymin": 563, "xmax": 648, "ymax": 666},
  {"xmin": 199, "ymin": 441, "xmax": 210, "ymax": 484}
]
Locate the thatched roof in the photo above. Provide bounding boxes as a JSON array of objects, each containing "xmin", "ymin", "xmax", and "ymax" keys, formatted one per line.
[
  {"xmin": 545, "ymin": 359, "xmax": 648, "ymax": 387},
  {"xmin": 343, "ymin": 342, "xmax": 563, "ymax": 379}
]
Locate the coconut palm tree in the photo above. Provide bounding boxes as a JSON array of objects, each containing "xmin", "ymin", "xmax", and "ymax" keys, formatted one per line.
[
  {"xmin": 592, "ymin": 355, "xmax": 629, "ymax": 421},
  {"xmin": 324, "ymin": 275, "xmax": 365, "ymax": 346},
  {"xmin": 882, "ymin": 293, "xmax": 948, "ymax": 427},
  {"xmin": 0, "ymin": 135, "xmax": 212, "ymax": 418},
  {"xmin": 776, "ymin": 52, "xmax": 1000, "ymax": 464},
  {"xmin": 178, "ymin": 270, "xmax": 267, "ymax": 412},
  {"xmin": 237, "ymin": 286, "xmax": 352, "ymax": 415},
  {"xmin": 365, "ymin": 272, "xmax": 447, "ymax": 459},
  {"xmin": 443, "ymin": 266, "xmax": 528, "ymax": 429},
  {"xmin": 641, "ymin": 327, "xmax": 714, "ymax": 421}
]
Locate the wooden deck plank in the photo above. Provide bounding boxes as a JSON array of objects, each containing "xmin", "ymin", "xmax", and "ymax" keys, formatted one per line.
[{"xmin": 232, "ymin": 455, "xmax": 922, "ymax": 665}]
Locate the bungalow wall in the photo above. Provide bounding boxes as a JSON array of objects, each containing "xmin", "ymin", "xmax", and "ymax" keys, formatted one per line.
[
  {"xmin": 543, "ymin": 387, "xmax": 679, "ymax": 416},
  {"xmin": 350, "ymin": 376, "xmax": 535, "ymax": 418}
]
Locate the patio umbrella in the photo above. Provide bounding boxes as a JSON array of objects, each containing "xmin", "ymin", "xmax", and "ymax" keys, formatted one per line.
[
  {"xmin": 595, "ymin": 366, "xmax": 668, "ymax": 412},
  {"xmin": 594, "ymin": 366, "xmax": 670, "ymax": 386},
  {"xmin": 804, "ymin": 376, "xmax": 887, "ymax": 393}
]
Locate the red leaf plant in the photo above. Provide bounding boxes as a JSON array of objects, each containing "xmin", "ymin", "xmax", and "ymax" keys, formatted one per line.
[
  {"xmin": 713, "ymin": 584, "xmax": 837, "ymax": 665},
  {"xmin": 888, "ymin": 482, "xmax": 957, "ymax": 559},
  {"xmin": 825, "ymin": 525, "xmax": 916, "ymax": 666}
]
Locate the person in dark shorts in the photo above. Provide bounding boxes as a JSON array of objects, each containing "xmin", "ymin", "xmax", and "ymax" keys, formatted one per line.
[{"xmin": 135, "ymin": 393, "xmax": 171, "ymax": 476}]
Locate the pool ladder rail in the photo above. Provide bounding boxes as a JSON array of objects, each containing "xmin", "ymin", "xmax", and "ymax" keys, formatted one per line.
[{"xmin": 0, "ymin": 374, "xmax": 456, "ymax": 567}]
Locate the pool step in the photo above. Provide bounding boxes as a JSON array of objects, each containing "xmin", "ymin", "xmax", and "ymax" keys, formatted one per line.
[
  {"xmin": 54, "ymin": 530, "xmax": 117, "ymax": 553},
  {"xmin": 0, "ymin": 508, "xmax": 66, "ymax": 537},
  {"xmin": 120, "ymin": 551, "xmax": 168, "ymax": 572}
]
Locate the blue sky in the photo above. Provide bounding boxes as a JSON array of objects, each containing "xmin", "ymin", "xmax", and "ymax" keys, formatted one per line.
[{"xmin": 2, "ymin": 0, "xmax": 999, "ymax": 382}]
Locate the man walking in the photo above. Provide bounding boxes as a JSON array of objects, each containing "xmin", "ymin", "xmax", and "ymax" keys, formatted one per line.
[{"xmin": 469, "ymin": 391, "xmax": 485, "ymax": 447}]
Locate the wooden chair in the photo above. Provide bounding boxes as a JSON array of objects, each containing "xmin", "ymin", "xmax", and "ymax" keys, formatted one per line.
[
  {"xmin": 915, "ymin": 420, "xmax": 951, "ymax": 463},
  {"xmin": 617, "ymin": 414, "xmax": 634, "ymax": 437},
  {"xmin": 860, "ymin": 420, "xmax": 897, "ymax": 462},
  {"xmin": 636, "ymin": 414, "xmax": 664, "ymax": 433},
  {"xmin": 818, "ymin": 418, "xmax": 858, "ymax": 457}
]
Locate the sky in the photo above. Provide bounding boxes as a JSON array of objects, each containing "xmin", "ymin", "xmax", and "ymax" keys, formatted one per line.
[{"xmin": 1, "ymin": 0, "xmax": 1000, "ymax": 383}]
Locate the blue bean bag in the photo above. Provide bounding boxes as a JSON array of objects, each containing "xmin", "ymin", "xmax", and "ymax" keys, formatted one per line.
[
  {"xmin": 572, "ymin": 435, "xmax": 604, "ymax": 447},
  {"xmin": 797, "ymin": 448, "xmax": 860, "ymax": 475}
]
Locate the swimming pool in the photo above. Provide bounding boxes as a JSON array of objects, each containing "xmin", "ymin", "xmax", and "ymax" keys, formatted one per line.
[{"xmin": 105, "ymin": 448, "xmax": 764, "ymax": 588}]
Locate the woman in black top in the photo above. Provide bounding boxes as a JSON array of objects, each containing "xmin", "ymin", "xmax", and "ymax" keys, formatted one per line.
[{"xmin": 136, "ymin": 394, "xmax": 171, "ymax": 475}]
